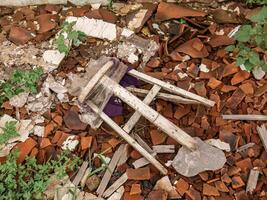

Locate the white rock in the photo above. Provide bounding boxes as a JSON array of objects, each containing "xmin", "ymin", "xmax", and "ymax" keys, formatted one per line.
[
  {"xmin": 43, "ymin": 50, "xmax": 65, "ymax": 65},
  {"xmin": 172, "ymin": 137, "xmax": 226, "ymax": 177},
  {"xmin": 252, "ymin": 66, "xmax": 265, "ymax": 80},
  {"xmin": 9, "ymin": 92, "xmax": 29, "ymax": 108},
  {"xmin": 199, "ymin": 64, "xmax": 209, "ymax": 72},
  {"xmin": 62, "ymin": 136, "xmax": 79, "ymax": 151}
]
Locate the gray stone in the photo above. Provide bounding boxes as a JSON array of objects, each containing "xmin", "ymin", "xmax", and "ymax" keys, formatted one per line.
[{"xmin": 172, "ymin": 137, "xmax": 226, "ymax": 177}]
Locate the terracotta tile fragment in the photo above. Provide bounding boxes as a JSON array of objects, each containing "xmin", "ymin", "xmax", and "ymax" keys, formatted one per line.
[
  {"xmin": 37, "ymin": 14, "xmax": 57, "ymax": 33},
  {"xmin": 208, "ymin": 35, "xmax": 234, "ymax": 47},
  {"xmin": 30, "ymin": 147, "xmax": 39, "ymax": 157},
  {"xmin": 147, "ymin": 190, "xmax": 167, "ymax": 200},
  {"xmin": 255, "ymin": 84, "xmax": 267, "ymax": 97},
  {"xmin": 130, "ymin": 184, "xmax": 141, "ymax": 195},
  {"xmin": 174, "ymin": 105, "xmax": 190, "ymax": 120},
  {"xmin": 176, "ymin": 38, "xmax": 209, "ymax": 58},
  {"xmin": 223, "ymin": 63, "xmax": 239, "ymax": 77},
  {"xmin": 203, "ymin": 183, "xmax": 220, "ymax": 196},
  {"xmin": 207, "ymin": 77, "xmax": 222, "ymax": 89},
  {"xmin": 107, "ymin": 138, "xmax": 120, "ymax": 148},
  {"xmin": 130, "ymin": 150, "xmax": 142, "ymax": 159},
  {"xmin": 150, "ymin": 129, "xmax": 167, "ymax": 145},
  {"xmin": 185, "ymin": 186, "xmax": 201, "ymax": 200},
  {"xmin": 232, "ymin": 176, "xmax": 245, "ymax": 189},
  {"xmin": 221, "ymin": 173, "xmax": 232, "ymax": 184},
  {"xmin": 225, "ymin": 88, "xmax": 245, "ymax": 109},
  {"xmin": 53, "ymin": 115, "xmax": 63, "ymax": 126},
  {"xmin": 64, "ymin": 110, "xmax": 87, "ymax": 131},
  {"xmin": 199, "ymin": 171, "xmax": 209, "ymax": 181},
  {"xmin": 176, "ymin": 178, "xmax": 189, "ymax": 196},
  {"xmin": 9, "ymin": 26, "xmax": 32, "ymax": 45},
  {"xmin": 234, "ymin": 190, "xmax": 249, "ymax": 200},
  {"xmin": 123, "ymin": 192, "xmax": 142, "ymax": 200},
  {"xmin": 80, "ymin": 136, "xmax": 92, "ymax": 150},
  {"xmin": 146, "ymin": 58, "xmax": 161, "ymax": 68},
  {"xmin": 44, "ymin": 122, "xmax": 55, "ymax": 137},
  {"xmin": 155, "ymin": 2, "xmax": 206, "ymax": 21},
  {"xmin": 231, "ymin": 71, "xmax": 250, "ymax": 85},
  {"xmin": 194, "ymin": 81, "xmax": 207, "ymax": 96},
  {"xmin": 212, "ymin": 9, "xmax": 240, "ymax": 24},
  {"xmin": 236, "ymin": 158, "xmax": 253, "ymax": 172},
  {"xmin": 14, "ymin": 138, "xmax": 37, "ymax": 163},
  {"xmin": 126, "ymin": 167, "xmax": 150, "ymax": 180},
  {"xmin": 51, "ymin": 131, "xmax": 63, "ymax": 143},
  {"xmin": 215, "ymin": 181, "xmax": 229, "ymax": 192},
  {"xmin": 40, "ymin": 138, "xmax": 52, "ymax": 149},
  {"xmin": 220, "ymin": 85, "xmax": 237, "ymax": 93},
  {"xmin": 239, "ymin": 82, "xmax": 254, "ymax": 95}
]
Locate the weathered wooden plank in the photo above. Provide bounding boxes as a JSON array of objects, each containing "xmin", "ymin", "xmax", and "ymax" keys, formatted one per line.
[
  {"xmin": 103, "ymin": 173, "xmax": 128, "ymax": 198},
  {"xmin": 257, "ymin": 125, "xmax": 267, "ymax": 152},
  {"xmin": 222, "ymin": 115, "xmax": 267, "ymax": 121},
  {"xmin": 246, "ymin": 168, "xmax": 259, "ymax": 193}
]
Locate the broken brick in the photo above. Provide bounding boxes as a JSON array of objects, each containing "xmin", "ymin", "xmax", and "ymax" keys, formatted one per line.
[
  {"xmin": 14, "ymin": 138, "xmax": 37, "ymax": 163},
  {"xmin": 215, "ymin": 181, "xmax": 229, "ymax": 192},
  {"xmin": 232, "ymin": 176, "xmax": 245, "ymax": 189},
  {"xmin": 126, "ymin": 167, "xmax": 151, "ymax": 180},
  {"xmin": 147, "ymin": 190, "xmax": 167, "ymax": 200},
  {"xmin": 236, "ymin": 158, "xmax": 253, "ymax": 172},
  {"xmin": 203, "ymin": 183, "xmax": 220, "ymax": 196},
  {"xmin": 207, "ymin": 77, "xmax": 222, "ymax": 89},
  {"xmin": 80, "ymin": 136, "xmax": 92, "ymax": 150},
  {"xmin": 64, "ymin": 110, "xmax": 87, "ymax": 131},
  {"xmin": 40, "ymin": 138, "xmax": 52, "ymax": 149},
  {"xmin": 9, "ymin": 26, "xmax": 32, "ymax": 45},
  {"xmin": 150, "ymin": 129, "xmax": 167, "ymax": 145},
  {"xmin": 231, "ymin": 71, "xmax": 250, "ymax": 85},
  {"xmin": 176, "ymin": 178, "xmax": 189, "ymax": 196},
  {"xmin": 130, "ymin": 184, "xmax": 141, "ymax": 195}
]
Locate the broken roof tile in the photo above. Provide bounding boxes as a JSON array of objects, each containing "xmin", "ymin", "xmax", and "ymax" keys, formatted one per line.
[
  {"xmin": 208, "ymin": 35, "xmax": 234, "ymax": 47},
  {"xmin": 80, "ymin": 136, "xmax": 92, "ymax": 150},
  {"xmin": 126, "ymin": 167, "xmax": 151, "ymax": 180},
  {"xmin": 155, "ymin": 2, "xmax": 206, "ymax": 21},
  {"xmin": 8, "ymin": 26, "xmax": 32, "ymax": 45},
  {"xmin": 176, "ymin": 178, "xmax": 189, "ymax": 196},
  {"xmin": 14, "ymin": 138, "xmax": 37, "ymax": 163},
  {"xmin": 231, "ymin": 71, "xmax": 250, "ymax": 85},
  {"xmin": 63, "ymin": 110, "xmax": 87, "ymax": 131},
  {"xmin": 176, "ymin": 38, "xmax": 209, "ymax": 58},
  {"xmin": 37, "ymin": 14, "xmax": 57, "ymax": 33},
  {"xmin": 203, "ymin": 183, "xmax": 220, "ymax": 196}
]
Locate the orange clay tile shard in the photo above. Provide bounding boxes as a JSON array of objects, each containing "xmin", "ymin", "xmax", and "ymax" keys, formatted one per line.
[
  {"xmin": 208, "ymin": 35, "xmax": 234, "ymax": 48},
  {"xmin": 147, "ymin": 190, "xmax": 167, "ymax": 200},
  {"xmin": 231, "ymin": 71, "xmax": 250, "ymax": 85},
  {"xmin": 155, "ymin": 2, "xmax": 206, "ymax": 21},
  {"xmin": 175, "ymin": 38, "xmax": 209, "ymax": 58},
  {"xmin": 203, "ymin": 183, "xmax": 220, "ymax": 196},
  {"xmin": 37, "ymin": 14, "xmax": 57, "ymax": 33},
  {"xmin": 126, "ymin": 167, "xmax": 151, "ymax": 180},
  {"xmin": 176, "ymin": 178, "xmax": 189, "ymax": 196},
  {"xmin": 130, "ymin": 184, "xmax": 142, "ymax": 195},
  {"xmin": 8, "ymin": 26, "xmax": 32, "ymax": 45},
  {"xmin": 150, "ymin": 129, "xmax": 167, "ymax": 145},
  {"xmin": 80, "ymin": 136, "xmax": 92, "ymax": 150},
  {"xmin": 14, "ymin": 138, "xmax": 37, "ymax": 163}
]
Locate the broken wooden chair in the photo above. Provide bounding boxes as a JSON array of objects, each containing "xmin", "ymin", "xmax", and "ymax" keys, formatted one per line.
[{"xmin": 78, "ymin": 57, "xmax": 226, "ymax": 177}]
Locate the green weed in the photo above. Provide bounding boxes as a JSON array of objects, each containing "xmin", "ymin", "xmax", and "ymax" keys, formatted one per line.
[
  {"xmin": 0, "ymin": 121, "xmax": 19, "ymax": 145},
  {"xmin": 225, "ymin": 6, "xmax": 267, "ymax": 72},
  {"xmin": 0, "ymin": 150, "xmax": 80, "ymax": 200},
  {"xmin": 0, "ymin": 67, "xmax": 43, "ymax": 105},
  {"xmin": 55, "ymin": 21, "xmax": 86, "ymax": 55}
]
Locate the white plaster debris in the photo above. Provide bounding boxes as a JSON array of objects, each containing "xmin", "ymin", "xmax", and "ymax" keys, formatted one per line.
[
  {"xmin": 9, "ymin": 92, "xmax": 29, "ymax": 108},
  {"xmin": 252, "ymin": 66, "xmax": 265, "ymax": 80},
  {"xmin": 42, "ymin": 50, "xmax": 65, "ymax": 71},
  {"xmin": 199, "ymin": 63, "xmax": 210, "ymax": 72},
  {"xmin": 66, "ymin": 17, "xmax": 117, "ymax": 41},
  {"xmin": 205, "ymin": 139, "xmax": 231, "ymax": 152},
  {"xmin": 127, "ymin": 9, "xmax": 148, "ymax": 31},
  {"xmin": 62, "ymin": 136, "xmax": 79, "ymax": 151},
  {"xmin": 177, "ymin": 72, "xmax": 188, "ymax": 79},
  {"xmin": 182, "ymin": 55, "xmax": 190, "ymax": 62},
  {"xmin": 33, "ymin": 125, "xmax": 45, "ymax": 137}
]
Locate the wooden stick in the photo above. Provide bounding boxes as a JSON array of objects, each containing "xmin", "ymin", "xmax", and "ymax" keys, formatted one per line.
[
  {"xmin": 103, "ymin": 173, "xmax": 128, "ymax": 198},
  {"xmin": 101, "ymin": 76, "xmax": 197, "ymax": 150},
  {"xmin": 153, "ymin": 145, "xmax": 175, "ymax": 153},
  {"xmin": 78, "ymin": 60, "xmax": 114, "ymax": 103},
  {"xmin": 107, "ymin": 186, "xmax": 125, "ymax": 200},
  {"xmin": 128, "ymin": 69, "xmax": 215, "ymax": 107},
  {"xmin": 97, "ymin": 144, "xmax": 125, "ymax": 196},
  {"xmin": 87, "ymin": 101, "xmax": 168, "ymax": 175},
  {"xmin": 222, "ymin": 115, "xmax": 267, "ymax": 121},
  {"xmin": 72, "ymin": 161, "xmax": 88, "ymax": 186},
  {"xmin": 127, "ymin": 87, "xmax": 200, "ymax": 105},
  {"xmin": 123, "ymin": 85, "xmax": 161, "ymax": 133},
  {"xmin": 257, "ymin": 125, "xmax": 267, "ymax": 152},
  {"xmin": 246, "ymin": 168, "xmax": 259, "ymax": 193}
]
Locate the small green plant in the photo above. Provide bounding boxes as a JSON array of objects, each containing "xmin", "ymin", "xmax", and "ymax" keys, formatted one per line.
[
  {"xmin": 225, "ymin": 6, "xmax": 267, "ymax": 72},
  {"xmin": 55, "ymin": 21, "xmax": 86, "ymax": 55},
  {"xmin": 0, "ymin": 121, "xmax": 19, "ymax": 145},
  {"xmin": 0, "ymin": 67, "xmax": 43, "ymax": 105},
  {"xmin": 0, "ymin": 150, "xmax": 80, "ymax": 200},
  {"xmin": 244, "ymin": 0, "xmax": 267, "ymax": 5}
]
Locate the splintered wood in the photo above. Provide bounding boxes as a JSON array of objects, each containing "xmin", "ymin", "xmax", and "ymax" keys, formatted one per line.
[
  {"xmin": 257, "ymin": 125, "xmax": 267, "ymax": 152},
  {"xmin": 246, "ymin": 168, "xmax": 259, "ymax": 193}
]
